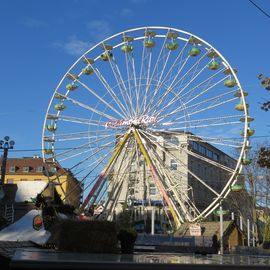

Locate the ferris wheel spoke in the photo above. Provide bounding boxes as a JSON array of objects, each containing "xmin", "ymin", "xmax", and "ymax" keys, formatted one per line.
[
  {"xmin": 157, "ymin": 69, "xmax": 228, "ymax": 116},
  {"xmin": 75, "ymin": 79, "xmax": 127, "ymax": 119},
  {"xmin": 160, "ymin": 114, "xmax": 244, "ymax": 127},
  {"xmin": 137, "ymin": 40, "xmax": 148, "ymax": 114},
  {"xmin": 139, "ymin": 50, "xmax": 153, "ymax": 115},
  {"xmin": 169, "ymin": 76, "xmax": 232, "ymax": 116},
  {"xmin": 124, "ymin": 51, "xmax": 133, "ymax": 112},
  {"xmin": 142, "ymin": 129, "xmax": 236, "ymax": 173},
  {"xmin": 58, "ymin": 138, "xmax": 115, "ymax": 163},
  {"xmin": 63, "ymin": 153, "xmax": 112, "ymax": 202},
  {"xmin": 90, "ymin": 65, "xmax": 130, "ymax": 118},
  {"xmin": 146, "ymin": 54, "xmax": 191, "ymax": 115},
  {"xmin": 51, "ymin": 129, "xmax": 122, "ymax": 142},
  {"xmin": 179, "ymin": 68, "xmax": 227, "ymax": 103},
  {"xmin": 55, "ymin": 115, "xmax": 106, "ymax": 126},
  {"xmin": 107, "ymin": 55, "xmax": 135, "ymax": 117},
  {"xmin": 146, "ymin": 143, "xmax": 193, "ymax": 221},
  {"xmin": 188, "ymin": 134, "xmax": 243, "ymax": 148},
  {"xmin": 165, "ymin": 120, "xmax": 241, "ymax": 132},
  {"xmin": 52, "ymin": 132, "xmax": 118, "ymax": 160},
  {"xmin": 61, "ymin": 94, "xmax": 117, "ymax": 120},
  {"xmin": 158, "ymin": 90, "xmax": 238, "ymax": 122},
  {"xmin": 104, "ymin": 147, "xmax": 132, "ymax": 217},
  {"xmin": 147, "ymin": 51, "xmax": 209, "ymax": 116},
  {"xmin": 147, "ymin": 38, "xmax": 190, "ymax": 112},
  {"xmin": 140, "ymin": 129, "xmax": 220, "ymax": 197},
  {"xmin": 140, "ymin": 31, "xmax": 170, "ymax": 114},
  {"xmin": 167, "ymin": 50, "xmax": 210, "ymax": 93},
  {"xmin": 89, "ymin": 134, "xmax": 132, "ymax": 208},
  {"xmin": 143, "ymin": 50, "xmax": 172, "ymax": 114},
  {"xmin": 152, "ymin": 61, "xmax": 213, "ymax": 117}
]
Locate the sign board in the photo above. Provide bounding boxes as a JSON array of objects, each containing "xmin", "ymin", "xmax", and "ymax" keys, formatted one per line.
[{"xmin": 189, "ymin": 224, "xmax": 201, "ymax": 236}]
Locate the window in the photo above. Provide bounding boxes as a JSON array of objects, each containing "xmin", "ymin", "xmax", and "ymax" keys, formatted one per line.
[
  {"xmin": 206, "ymin": 149, "xmax": 213, "ymax": 159},
  {"xmin": 36, "ymin": 166, "xmax": 44, "ymax": 173},
  {"xmin": 170, "ymin": 159, "xmax": 177, "ymax": 170},
  {"xmin": 170, "ymin": 136, "xmax": 179, "ymax": 146},
  {"xmin": 23, "ymin": 166, "xmax": 29, "ymax": 173},
  {"xmin": 9, "ymin": 166, "xmax": 16, "ymax": 173},
  {"xmin": 192, "ymin": 141, "xmax": 199, "ymax": 151},
  {"xmin": 149, "ymin": 187, "xmax": 156, "ymax": 195},
  {"xmin": 199, "ymin": 145, "xmax": 206, "ymax": 155},
  {"xmin": 213, "ymin": 153, "xmax": 219, "ymax": 162},
  {"xmin": 165, "ymin": 136, "xmax": 179, "ymax": 147}
]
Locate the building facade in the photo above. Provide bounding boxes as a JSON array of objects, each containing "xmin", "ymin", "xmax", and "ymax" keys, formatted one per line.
[
  {"xmin": 106, "ymin": 131, "xmax": 236, "ymax": 225},
  {"xmin": 0, "ymin": 156, "xmax": 82, "ymax": 208}
]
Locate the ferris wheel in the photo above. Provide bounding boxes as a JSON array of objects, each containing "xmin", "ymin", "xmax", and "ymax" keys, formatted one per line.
[{"xmin": 42, "ymin": 26, "xmax": 253, "ymax": 229}]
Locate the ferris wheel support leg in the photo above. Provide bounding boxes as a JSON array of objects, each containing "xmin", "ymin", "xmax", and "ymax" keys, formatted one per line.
[
  {"xmin": 79, "ymin": 131, "xmax": 131, "ymax": 212},
  {"xmin": 132, "ymin": 128, "xmax": 181, "ymax": 230}
]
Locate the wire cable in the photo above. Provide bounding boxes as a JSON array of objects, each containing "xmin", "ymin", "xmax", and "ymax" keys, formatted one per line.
[{"xmin": 248, "ymin": 0, "xmax": 270, "ymax": 19}]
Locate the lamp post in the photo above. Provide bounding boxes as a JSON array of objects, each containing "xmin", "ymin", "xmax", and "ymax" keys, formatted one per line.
[
  {"xmin": 0, "ymin": 136, "xmax": 15, "ymax": 200},
  {"xmin": 219, "ymin": 200, "xmax": 224, "ymax": 255}
]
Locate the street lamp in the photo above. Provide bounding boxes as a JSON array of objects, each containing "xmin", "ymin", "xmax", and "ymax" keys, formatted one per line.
[{"xmin": 0, "ymin": 136, "xmax": 15, "ymax": 200}]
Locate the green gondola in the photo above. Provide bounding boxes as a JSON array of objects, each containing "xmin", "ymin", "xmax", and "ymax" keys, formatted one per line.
[
  {"xmin": 240, "ymin": 128, "xmax": 255, "ymax": 137},
  {"xmin": 235, "ymin": 103, "xmax": 249, "ymax": 111},
  {"xmin": 121, "ymin": 44, "xmax": 133, "ymax": 53},
  {"xmin": 100, "ymin": 51, "xmax": 113, "ymax": 61},
  {"xmin": 44, "ymin": 149, "xmax": 53, "ymax": 155},
  {"xmin": 207, "ymin": 50, "xmax": 219, "ymax": 58},
  {"xmin": 188, "ymin": 47, "xmax": 201, "ymax": 56},
  {"xmin": 43, "ymin": 137, "xmax": 55, "ymax": 143},
  {"xmin": 233, "ymin": 91, "xmax": 248, "ymax": 97},
  {"xmin": 144, "ymin": 30, "xmax": 156, "ymax": 37},
  {"xmin": 82, "ymin": 58, "xmax": 94, "ymax": 65},
  {"xmin": 224, "ymin": 79, "xmax": 237, "ymax": 87},
  {"xmin": 188, "ymin": 36, "xmax": 201, "ymax": 45},
  {"xmin": 66, "ymin": 74, "xmax": 78, "ymax": 80},
  {"xmin": 66, "ymin": 83, "xmax": 78, "ymax": 91},
  {"xmin": 224, "ymin": 68, "xmax": 238, "ymax": 75},
  {"xmin": 208, "ymin": 60, "xmax": 220, "ymax": 70},
  {"xmin": 166, "ymin": 42, "xmax": 179, "ymax": 51},
  {"xmin": 54, "ymin": 104, "xmax": 66, "ymax": 111},
  {"xmin": 144, "ymin": 39, "xmax": 155, "ymax": 48},
  {"xmin": 46, "ymin": 124, "xmax": 57, "ymax": 132},
  {"xmin": 82, "ymin": 66, "xmax": 94, "ymax": 75}
]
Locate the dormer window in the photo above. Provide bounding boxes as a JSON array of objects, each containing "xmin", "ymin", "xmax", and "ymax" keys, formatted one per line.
[
  {"xmin": 23, "ymin": 166, "xmax": 29, "ymax": 173},
  {"xmin": 36, "ymin": 166, "xmax": 44, "ymax": 173},
  {"xmin": 9, "ymin": 166, "xmax": 16, "ymax": 173}
]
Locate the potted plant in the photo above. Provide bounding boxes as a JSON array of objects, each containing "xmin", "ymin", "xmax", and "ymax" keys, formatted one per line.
[
  {"xmin": 117, "ymin": 227, "xmax": 137, "ymax": 254},
  {"xmin": 116, "ymin": 203, "xmax": 137, "ymax": 254}
]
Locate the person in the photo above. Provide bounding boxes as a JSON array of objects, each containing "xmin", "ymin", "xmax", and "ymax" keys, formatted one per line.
[{"xmin": 212, "ymin": 231, "xmax": 219, "ymax": 254}]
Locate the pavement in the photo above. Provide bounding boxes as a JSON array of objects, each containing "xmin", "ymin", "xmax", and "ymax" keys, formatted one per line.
[{"xmin": 8, "ymin": 249, "xmax": 270, "ymax": 269}]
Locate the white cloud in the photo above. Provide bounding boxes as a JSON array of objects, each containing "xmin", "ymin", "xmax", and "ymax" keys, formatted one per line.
[
  {"xmin": 53, "ymin": 36, "xmax": 92, "ymax": 57},
  {"xmin": 120, "ymin": 8, "xmax": 133, "ymax": 17},
  {"xmin": 87, "ymin": 20, "xmax": 112, "ymax": 41}
]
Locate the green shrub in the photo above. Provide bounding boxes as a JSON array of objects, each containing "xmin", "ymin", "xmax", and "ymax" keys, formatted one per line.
[
  {"xmin": 57, "ymin": 220, "xmax": 118, "ymax": 253},
  {"xmin": 263, "ymin": 216, "xmax": 270, "ymax": 249}
]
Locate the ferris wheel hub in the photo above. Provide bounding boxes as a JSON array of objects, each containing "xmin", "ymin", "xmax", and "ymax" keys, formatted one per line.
[{"xmin": 104, "ymin": 115, "xmax": 157, "ymax": 128}]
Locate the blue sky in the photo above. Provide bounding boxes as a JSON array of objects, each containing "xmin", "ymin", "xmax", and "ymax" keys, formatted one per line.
[{"xmin": 1, "ymin": 0, "xmax": 270, "ymax": 157}]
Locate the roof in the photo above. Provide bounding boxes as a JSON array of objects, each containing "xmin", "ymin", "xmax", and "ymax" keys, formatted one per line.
[
  {"xmin": 0, "ymin": 157, "xmax": 65, "ymax": 175},
  {"xmin": 0, "ymin": 241, "xmax": 35, "ymax": 259}
]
